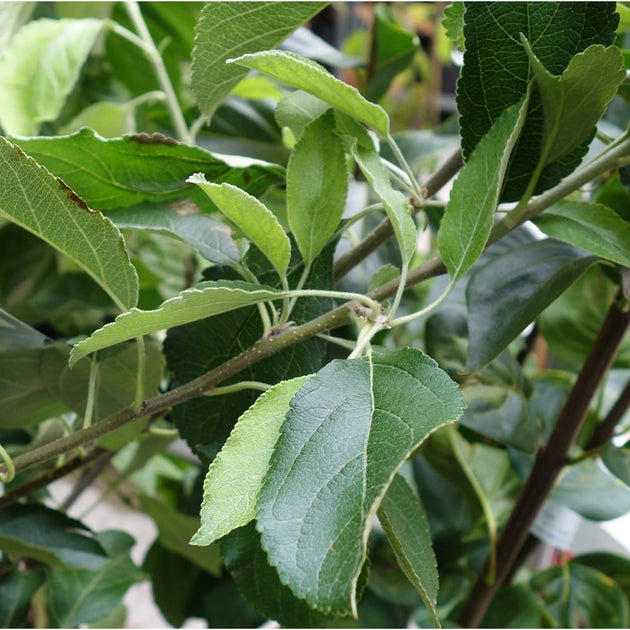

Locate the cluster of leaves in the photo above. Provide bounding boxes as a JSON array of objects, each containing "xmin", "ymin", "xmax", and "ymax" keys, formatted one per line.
[{"xmin": 1, "ymin": 2, "xmax": 630, "ymax": 628}]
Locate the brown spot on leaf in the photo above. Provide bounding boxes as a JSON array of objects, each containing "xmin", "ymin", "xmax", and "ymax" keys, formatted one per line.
[
  {"xmin": 129, "ymin": 132, "xmax": 178, "ymax": 146},
  {"xmin": 57, "ymin": 178, "xmax": 94, "ymax": 213}
]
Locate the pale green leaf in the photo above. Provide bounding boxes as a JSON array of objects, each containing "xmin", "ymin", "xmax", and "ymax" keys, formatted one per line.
[
  {"xmin": 257, "ymin": 348, "xmax": 465, "ymax": 615},
  {"xmin": 275, "ymin": 90, "xmax": 331, "ymax": 143},
  {"xmin": 534, "ymin": 201, "xmax": 630, "ymax": 268},
  {"xmin": 287, "ymin": 111, "xmax": 348, "ymax": 263},
  {"xmin": 0, "ymin": 137, "xmax": 138, "ymax": 311},
  {"xmin": 230, "ymin": 49, "xmax": 390, "ymax": 135},
  {"xmin": 191, "ymin": 376, "xmax": 310, "ymax": 546},
  {"xmin": 378, "ymin": 474, "xmax": 440, "ymax": 628},
  {"xmin": 188, "ymin": 176, "xmax": 291, "ymax": 277},
  {"xmin": 0, "ymin": 18, "xmax": 102, "ymax": 135},
  {"xmin": 350, "ymin": 141, "xmax": 416, "ymax": 266},
  {"xmin": 70, "ymin": 281, "xmax": 287, "ymax": 365},
  {"xmin": 523, "ymin": 40, "xmax": 624, "ymax": 165},
  {"xmin": 438, "ymin": 95, "xmax": 528, "ymax": 282},
  {"xmin": 191, "ymin": 2, "xmax": 326, "ymax": 118}
]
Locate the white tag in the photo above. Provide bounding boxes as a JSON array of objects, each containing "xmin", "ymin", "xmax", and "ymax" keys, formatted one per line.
[{"xmin": 531, "ymin": 501, "xmax": 581, "ymax": 550}]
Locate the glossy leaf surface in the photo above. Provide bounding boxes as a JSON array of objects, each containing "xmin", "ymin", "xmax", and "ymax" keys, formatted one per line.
[
  {"xmin": 466, "ymin": 239, "xmax": 600, "ymax": 371},
  {"xmin": 257, "ymin": 348, "xmax": 464, "ymax": 615},
  {"xmin": 534, "ymin": 201, "xmax": 630, "ymax": 267}
]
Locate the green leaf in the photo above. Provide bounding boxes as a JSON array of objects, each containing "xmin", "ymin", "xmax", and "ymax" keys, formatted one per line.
[
  {"xmin": 438, "ymin": 95, "xmax": 528, "ymax": 283},
  {"xmin": 222, "ymin": 523, "xmax": 344, "ymax": 628},
  {"xmin": 188, "ymin": 177, "xmax": 291, "ymax": 278},
  {"xmin": 257, "ymin": 348, "xmax": 464, "ymax": 615},
  {"xmin": 377, "ymin": 474, "xmax": 440, "ymax": 628},
  {"xmin": 192, "ymin": 377, "xmax": 310, "ymax": 546},
  {"xmin": 539, "ymin": 265, "xmax": 630, "ymax": 368},
  {"xmin": 480, "ymin": 584, "xmax": 548, "ymax": 628},
  {"xmin": 191, "ymin": 2, "xmax": 327, "ymax": 118},
  {"xmin": 349, "ymin": 142, "xmax": 416, "ymax": 267},
  {"xmin": 287, "ymin": 110, "xmax": 348, "ymax": 263},
  {"xmin": 602, "ymin": 442, "xmax": 630, "ymax": 486},
  {"xmin": 522, "ymin": 40, "xmax": 624, "ymax": 165},
  {"xmin": 46, "ymin": 549, "xmax": 144, "ymax": 627},
  {"xmin": 575, "ymin": 553, "xmax": 630, "ymax": 601},
  {"xmin": 534, "ymin": 201, "xmax": 630, "ymax": 268},
  {"xmin": 231, "ymin": 50, "xmax": 390, "ymax": 135},
  {"xmin": 530, "ymin": 562, "xmax": 629, "ymax": 628},
  {"xmin": 165, "ymin": 242, "xmax": 334, "ymax": 460},
  {"xmin": 458, "ymin": 2, "xmax": 619, "ymax": 201},
  {"xmin": 0, "ymin": 137, "xmax": 138, "ymax": 311},
  {"xmin": 466, "ymin": 239, "xmax": 600, "ymax": 372},
  {"xmin": 109, "ymin": 204, "xmax": 240, "ymax": 265},
  {"xmin": 59, "ymin": 101, "xmax": 135, "ymax": 137},
  {"xmin": 275, "ymin": 90, "xmax": 331, "ymax": 141},
  {"xmin": 461, "ymin": 385, "xmax": 537, "ymax": 452},
  {"xmin": 0, "ymin": 567, "xmax": 45, "ymax": 628},
  {"xmin": 364, "ymin": 5, "xmax": 418, "ymax": 102},
  {"xmin": 550, "ymin": 458, "xmax": 630, "ymax": 520},
  {"xmin": 12, "ymin": 129, "xmax": 283, "ymax": 211},
  {"xmin": 0, "ymin": 18, "xmax": 103, "ymax": 135},
  {"xmin": 42, "ymin": 341, "xmax": 163, "ymax": 423},
  {"xmin": 0, "ymin": 504, "xmax": 107, "ymax": 570},
  {"xmin": 442, "ymin": 2, "xmax": 465, "ymax": 51},
  {"xmin": 140, "ymin": 495, "xmax": 221, "ymax": 576},
  {"xmin": 70, "ymin": 280, "xmax": 286, "ymax": 365}
]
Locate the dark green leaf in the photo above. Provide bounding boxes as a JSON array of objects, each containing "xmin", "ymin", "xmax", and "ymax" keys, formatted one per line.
[
  {"xmin": 0, "ymin": 504, "xmax": 107, "ymax": 570},
  {"xmin": 466, "ymin": 239, "xmax": 600, "ymax": 371},
  {"xmin": 458, "ymin": 2, "xmax": 619, "ymax": 201},
  {"xmin": 222, "ymin": 523, "xmax": 344, "ymax": 627},
  {"xmin": 287, "ymin": 110, "xmax": 348, "ymax": 263},
  {"xmin": 165, "ymin": 243, "xmax": 334, "ymax": 460},
  {"xmin": 550, "ymin": 458, "xmax": 630, "ymax": 520},
  {"xmin": 481, "ymin": 583, "xmax": 547, "ymax": 628},
  {"xmin": 539, "ymin": 264, "xmax": 630, "ymax": 368},
  {"xmin": 12, "ymin": 129, "xmax": 283, "ymax": 211},
  {"xmin": 575, "ymin": 553, "xmax": 630, "ymax": 601},
  {"xmin": 140, "ymin": 495, "xmax": 222, "ymax": 575},
  {"xmin": 534, "ymin": 201, "xmax": 630, "ymax": 267},
  {"xmin": 0, "ymin": 18, "xmax": 103, "ymax": 135},
  {"xmin": 377, "ymin": 474, "xmax": 439, "ymax": 627},
  {"xmin": 530, "ymin": 562, "xmax": 629, "ymax": 628},
  {"xmin": 191, "ymin": 2, "xmax": 327, "ymax": 118},
  {"xmin": 257, "ymin": 348, "xmax": 464, "ymax": 615},
  {"xmin": 46, "ymin": 551, "xmax": 144, "ymax": 627},
  {"xmin": 438, "ymin": 96, "xmax": 528, "ymax": 282},
  {"xmin": 0, "ymin": 566, "xmax": 45, "ymax": 628},
  {"xmin": 0, "ymin": 137, "xmax": 138, "ymax": 311},
  {"xmin": 461, "ymin": 385, "xmax": 538, "ymax": 452}
]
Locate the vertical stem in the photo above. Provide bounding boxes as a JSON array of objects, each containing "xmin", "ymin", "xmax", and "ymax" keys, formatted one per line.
[
  {"xmin": 585, "ymin": 378, "xmax": 630, "ymax": 449},
  {"xmin": 458, "ymin": 288, "xmax": 630, "ymax": 628},
  {"xmin": 125, "ymin": 2, "xmax": 191, "ymax": 143}
]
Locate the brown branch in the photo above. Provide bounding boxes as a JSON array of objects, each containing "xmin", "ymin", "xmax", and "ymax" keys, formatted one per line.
[
  {"xmin": 586, "ymin": 377, "xmax": 630, "ymax": 449},
  {"xmin": 458, "ymin": 288, "xmax": 630, "ymax": 628}
]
